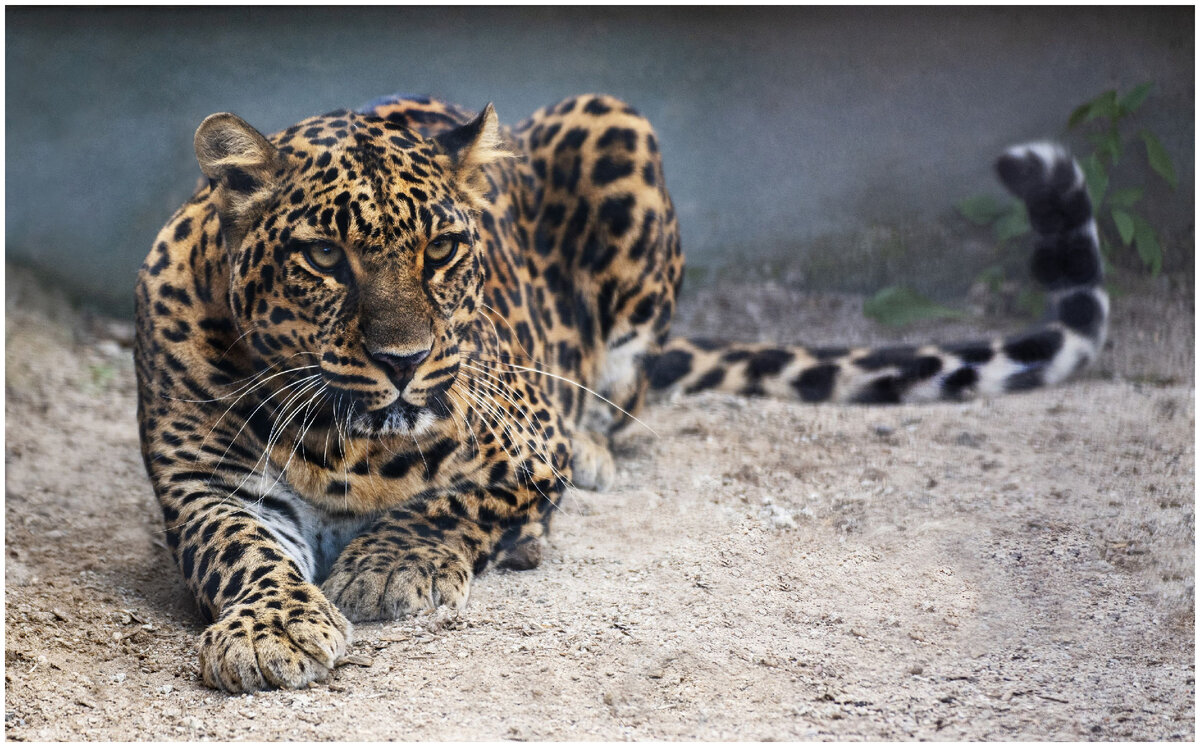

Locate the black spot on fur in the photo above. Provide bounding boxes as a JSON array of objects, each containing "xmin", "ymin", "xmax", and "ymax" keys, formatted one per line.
[
  {"xmin": 852, "ymin": 377, "xmax": 903, "ymax": 405},
  {"xmin": 1031, "ymin": 230, "xmax": 1102, "ymax": 290},
  {"xmin": 854, "ymin": 346, "xmax": 917, "ymax": 371},
  {"xmin": 488, "ymin": 461, "xmax": 509, "ymax": 485},
  {"xmin": 1003, "ymin": 328, "xmax": 1064, "ymax": 364},
  {"xmin": 630, "ymin": 296, "xmax": 656, "ymax": 325},
  {"xmin": 203, "ymin": 572, "xmax": 221, "ymax": 605},
  {"xmin": 648, "ymin": 349, "xmax": 693, "ymax": 389},
  {"xmin": 686, "ymin": 367, "xmax": 725, "ymax": 394},
  {"xmin": 1057, "ymin": 290, "xmax": 1104, "ymax": 339},
  {"xmin": 599, "ymin": 195, "xmax": 635, "ymax": 238},
  {"xmin": 944, "ymin": 340, "xmax": 993, "ymax": 364},
  {"xmin": 793, "ymin": 364, "xmax": 838, "ymax": 402},
  {"xmin": 597, "ymin": 126, "xmax": 638, "ymax": 151},
  {"xmin": 1027, "ymin": 186, "xmax": 1092, "ymax": 235},
  {"xmin": 747, "ymin": 349, "xmax": 793, "ymax": 378},
  {"xmin": 583, "ymin": 98, "xmax": 612, "ymax": 115},
  {"xmin": 556, "ymin": 128, "xmax": 588, "ymax": 152},
  {"xmin": 909, "ymin": 356, "xmax": 943, "ymax": 379},
  {"xmin": 381, "ymin": 451, "xmax": 418, "ymax": 479},
  {"xmin": 942, "ymin": 367, "xmax": 978, "ymax": 398},
  {"xmin": 592, "ymin": 156, "xmax": 635, "ymax": 186},
  {"xmin": 421, "ymin": 438, "xmax": 458, "ymax": 480},
  {"xmin": 811, "ymin": 346, "xmax": 849, "ymax": 361}
]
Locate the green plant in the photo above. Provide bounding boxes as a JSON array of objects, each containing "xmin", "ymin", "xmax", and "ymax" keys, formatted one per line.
[
  {"xmin": 959, "ymin": 82, "xmax": 1177, "ymax": 276},
  {"xmin": 1068, "ymin": 82, "xmax": 1177, "ymax": 275},
  {"xmin": 865, "ymin": 82, "xmax": 1178, "ymax": 327},
  {"xmin": 862, "ymin": 285, "xmax": 964, "ymax": 327}
]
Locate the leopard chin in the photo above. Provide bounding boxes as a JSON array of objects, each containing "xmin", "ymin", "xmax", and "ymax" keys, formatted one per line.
[{"xmin": 349, "ymin": 400, "xmax": 437, "ymax": 437}]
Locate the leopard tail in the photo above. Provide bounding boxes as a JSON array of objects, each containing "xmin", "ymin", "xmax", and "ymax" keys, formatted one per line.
[{"xmin": 647, "ymin": 143, "xmax": 1108, "ymax": 405}]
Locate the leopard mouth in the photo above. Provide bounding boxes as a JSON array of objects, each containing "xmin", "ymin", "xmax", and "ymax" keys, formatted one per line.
[{"xmin": 349, "ymin": 399, "xmax": 434, "ymax": 437}]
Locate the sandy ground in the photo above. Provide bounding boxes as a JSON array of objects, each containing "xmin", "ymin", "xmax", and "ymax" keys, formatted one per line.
[{"xmin": 4, "ymin": 267, "xmax": 1194, "ymax": 741}]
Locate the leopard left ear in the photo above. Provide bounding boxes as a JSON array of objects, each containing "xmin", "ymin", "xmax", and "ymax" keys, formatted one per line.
[
  {"xmin": 194, "ymin": 113, "xmax": 281, "ymax": 249},
  {"xmin": 434, "ymin": 104, "xmax": 509, "ymax": 205}
]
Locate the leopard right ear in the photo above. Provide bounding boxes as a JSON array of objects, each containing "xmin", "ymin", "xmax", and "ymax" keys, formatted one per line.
[{"xmin": 194, "ymin": 113, "xmax": 280, "ymax": 246}]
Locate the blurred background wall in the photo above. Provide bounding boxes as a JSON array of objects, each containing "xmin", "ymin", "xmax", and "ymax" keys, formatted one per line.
[{"xmin": 6, "ymin": 6, "xmax": 1193, "ymax": 315}]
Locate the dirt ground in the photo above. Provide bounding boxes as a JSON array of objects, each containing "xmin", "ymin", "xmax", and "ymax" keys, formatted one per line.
[{"xmin": 4, "ymin": 266, "xmax": 1194, "ymax": 741}]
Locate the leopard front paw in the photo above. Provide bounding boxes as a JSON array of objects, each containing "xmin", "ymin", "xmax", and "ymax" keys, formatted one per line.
[
  {"xmin": 198, "ymin": 584, "xmax": 351, "ymax": 693},
  {"xmin": 570, "ymin": 431, "xmax": 616, "ymax": 491},
  {"xmin": 321, "ymin": 543, "xmax": 475, "ymax": 622}
]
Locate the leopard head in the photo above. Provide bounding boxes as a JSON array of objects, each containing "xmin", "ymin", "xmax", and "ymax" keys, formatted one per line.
[{"xmin": 194, "ymin": 105, "xmax": 506, "ymax": 436}]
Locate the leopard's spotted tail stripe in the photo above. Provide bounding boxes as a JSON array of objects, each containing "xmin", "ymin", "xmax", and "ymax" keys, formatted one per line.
[{"xmin": 648, "ymin": 143, "xmax": 1108, "ymax": 404}]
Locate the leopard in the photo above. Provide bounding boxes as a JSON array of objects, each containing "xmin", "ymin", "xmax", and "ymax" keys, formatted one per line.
[{"xmin": 135, "ymin": 93, "xmax": 1108, "ymax": 693}]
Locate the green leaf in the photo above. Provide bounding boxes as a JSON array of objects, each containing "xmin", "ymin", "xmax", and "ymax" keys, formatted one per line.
[
  {"xmin": 1075, "ymin": 89, "xmax": 1118, "ymax": 128},
  {"xmin": 1067, "ymin": 100, "xmax": 1093, "ymax": 129},
  {"xmin": 1111, "ymin": 208, "xmax": 1135, "ymax": 245},
  {"xmin": 1093, "ymin": 90, "xmax": 1120, "ymax": 122},
  {"xmin": 1131, "ymin": 215, "xmax": 1163, "ymax": 276},
  {"xmin": 1118, "ymin": 82, "xmax": 1154, "ymax": 116},
  {"xmin": 1081, "ymin": 154, "xmax": 1108, "ymax": 206},
  {"xmin": 863, "ymin": 286, "xmax": 965, "ymax": 328},
  {"xmin": 993, "ymin": 202, "xmax": 1031, "ymax": 243},
  {"xmin": 1068, "ymin": 90, "xmax": 1118, "ymax": 128},
  {"xmin": 1089, "ymin": 129, "xmax": 1121, "ymax": 166},
  {"xmin": 956, "ymin": 194, "xmax": 1011, "ymax": 226},
  {"xmin": 1140, "ymin": 130, "xmax": 1178, "ymax": 190},
  {"xmin": 1107, "ymin": 187, "xmax": 1143, "ymax": 209}
]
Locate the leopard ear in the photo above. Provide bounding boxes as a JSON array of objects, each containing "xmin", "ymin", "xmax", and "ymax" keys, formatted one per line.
[
  {"xmin": 434, "ymin": 104, "xmax": 509, "ymax": 207},
  {"xmin": 194, "ymin": 113, "xmax": 280, "ymax": 246}
]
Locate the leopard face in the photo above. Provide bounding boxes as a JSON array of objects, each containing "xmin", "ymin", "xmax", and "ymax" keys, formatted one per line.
[{"xmin": 196, "ymin": 106, "xmax": 505, "ymax": 436}]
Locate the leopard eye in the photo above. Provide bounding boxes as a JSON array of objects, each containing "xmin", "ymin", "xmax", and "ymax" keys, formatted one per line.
[
  {"xmin": 425, "ymin": 235, "xmax": 461, "ymax": 267},
  {"xmin": 303, "ymin": 243, "xmax": 345, "ymax": 272}
]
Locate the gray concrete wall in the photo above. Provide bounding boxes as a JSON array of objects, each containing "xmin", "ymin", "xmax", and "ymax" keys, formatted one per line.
[{"xmin": 6, "ymin": 7, "xmax": 1193, "ymax": 314}]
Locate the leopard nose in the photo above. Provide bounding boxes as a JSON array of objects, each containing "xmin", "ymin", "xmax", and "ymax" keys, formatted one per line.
[{"xmin": 368, "ymin": 348, "xmax": 430, "ymax": 389}]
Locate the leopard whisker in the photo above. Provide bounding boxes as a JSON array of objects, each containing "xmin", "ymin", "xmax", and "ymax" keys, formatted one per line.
[
  {"xmin": 192, "ymin": 360, "xmax": 322, "ymax": 468},
  {"xmin": 203, "ymin": 374, "xmax": 324, "ymax": 518},
  {"xmin": 260, "ymin": 385, "xmax": 328, "ymax": 499},
  {"xmin": 463, "ymin": 369, "xmax": 576, "ymax": 493},
  {"xmin": 265, "ymin": 375, "xmax": 325, "ymax": 452},
  {"xmin": 458, "ymin": 385, "xmax": 568, "ymax": 514},
  {"xmin": 444, "ymin": 382, "xmax": 482, "ymax": 459},
  {"xmin": 207, "ymin": 371, "xmax": 323, "ymax": 476},
  {"xmin": 226, "ymin": 375, "xmax": 320, "ymax": 499},
  {"xmin": 250, "ymin": 375, "xmax": 326, "ymax": 496},
  {"xmin": 467, "ymin": 355, "xmax": 658, "ymax": 437},
  {"xmin": 478, "ymin": 303, "xmax": 540, "ymax": 366},
  {"xmin": 166, "ymin": 355, "xmax": 320, "ymax": 403}
]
